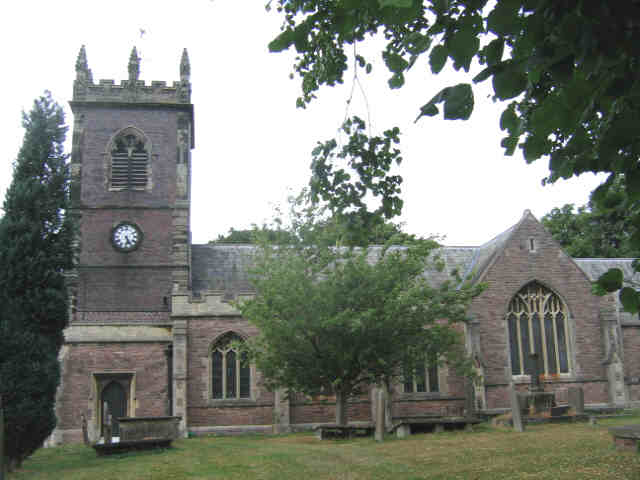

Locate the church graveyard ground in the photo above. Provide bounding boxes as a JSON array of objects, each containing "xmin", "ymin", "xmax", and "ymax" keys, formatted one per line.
[{"xmin": 9, "ymin": 414, "xmax": 640, "ymax": 480}]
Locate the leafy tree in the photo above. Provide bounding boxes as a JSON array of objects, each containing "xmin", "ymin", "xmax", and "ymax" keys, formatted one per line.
[
  {"xmin": 212, "ymin": 215, "xmax": 419, "ymax": 246},
  {"xmin": 542, "ymin": 177, "xmax": 639, "ymax": 258},
  {"xmin": 238, "ymin": 198, "xmax": 481, "ymax": 426},
  {"xmin": 266, "ymin": 0, "xmax": 640, "ymax": 311},
  {"xmin": 0, "ymin": 93, "xmax": 74, "ymax": 470}
]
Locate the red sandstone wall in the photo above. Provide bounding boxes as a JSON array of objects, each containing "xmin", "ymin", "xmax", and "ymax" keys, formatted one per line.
[
  {"xmin": 186, "ymin": 317, "xmax": 274, "ymax": 427},
  {"xmin": 58, "ymin": 342, "xmax": 170, "ymax": 431},
  {"xmin": 470, "ymin": 215, "xmax": 608, "ymax": 408},
  {"xmin": 623, "ymin": 326, "xmax": 640, "ymax": 401}
]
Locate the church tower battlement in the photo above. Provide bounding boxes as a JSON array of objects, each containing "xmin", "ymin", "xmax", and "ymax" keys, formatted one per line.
[{"xmin": 73, "ymin": 45, "xmax": 192, "ymax": 105}]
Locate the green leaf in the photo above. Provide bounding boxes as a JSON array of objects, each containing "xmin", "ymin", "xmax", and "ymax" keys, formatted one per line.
[
  {"xmin": 429, "ymin": 45, "xmax": 448, "ymax": 74},
  {"xmin": 443, "ymin": 83, "xmax": 474, "ymax": 120},
  {"xmin": 378, "ymin": 0, "xmax": 412, "ymax": 7},
  {"xmin": 447, "ymin": 27, "xmax": 480, "ymax": 72},
  {"xmin": 473, "ymin": 65, "xmax": 499, "ymax": 84},
  {"xmin": 486, "ymin": 0, "xmax": 522, "ymax": 36},
  {"xmin": 501, "ymin": 136, "xmax": 518, "ymax": 155},
  {"xmin": 499, "ymin": 104, "xmax": 519, "ymax": 132},
  {"xmin": 268, "ymin": 29, "xmax": 295, "ymax": 53},
  {"xmin": 620, "ymin": 287, "xmax": 640, "ymax": 314},
  {"xmin": 492, "ymin": 68, "xmax": 527, "ymax": 100},
  {"xmin": 484, "ymin": 38, "xmax": 504, "ymax": 66},
  {"xmin": 597, "ymin": 268, "xmax": 624, "ymax": 293},
  {"xmin": 388, "ymin": 73, "xmax": 405, "ymax": 89},
  {"xmin": 522, "ymin": 134, "xmax": 550, "ymax": 162},
  {"xmin": 383, "ymin": 52, "xmax": 409, "ymax": 73}
]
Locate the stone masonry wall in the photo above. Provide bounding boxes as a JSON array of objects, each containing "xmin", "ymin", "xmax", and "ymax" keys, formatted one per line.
[
  {"xmin": 471, "ymin": 213, "xmax": 607, "ymax": 409},
  {"xmin": 623, "ymin": 326, "xmax": 640, "ymax": 401},
  {"xmin": 185, "ymin": 317, "xmax": 275, "ymax": 428},
  {"xmin": 57, "ymin": 342, "xmax": 170, "ymax": 443}
]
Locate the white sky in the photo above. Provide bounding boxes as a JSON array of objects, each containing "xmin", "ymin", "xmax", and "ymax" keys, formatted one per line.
[{"xmin": 2, "ymin": 0, "xmax": 605, "ymax": 246}]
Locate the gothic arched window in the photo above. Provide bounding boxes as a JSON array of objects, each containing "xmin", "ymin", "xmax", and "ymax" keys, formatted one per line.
[
  {"xmin": 507, "ymin": 282, "xmax": 571, "ymax": 376},
  {"xmin": 109, "ymin": 128, "xmax": 149, "ymax": 190},
  {"xmin": 211, "ymin": 333, "xmax": 250, "ymax": 400},
  {"xmin": 403, "ymin": 360, "xmax": 439, "ymax": 393}
]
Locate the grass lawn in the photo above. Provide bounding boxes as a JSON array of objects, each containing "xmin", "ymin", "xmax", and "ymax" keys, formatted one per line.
[{"xmin": 9, "ymin": 415, "xmax": 640, "ymax": 480}]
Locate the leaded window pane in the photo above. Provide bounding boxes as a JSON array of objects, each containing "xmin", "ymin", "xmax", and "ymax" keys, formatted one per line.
[
  {"xmin": 507, "ymin": 282, "xmax": 570, "ymax": 378},
  {"xmin": 556, "ymin": 312, "xmax": 569, "ymax": 373},
  {"xmin": 508, "ymin": 313, "xmax": 521, "ymax": 375},
  {"xmin": 212, "ymin": 351, "xmax": 223, "ymax": 399},
  {"xmin": 544, "ymin": 312, "xmax": 557, "ymax": 374},
  {"xmin": 226, "ymin": 350, "xmax": 237, "ymax": 398},
  {"xmin": 240, "ymin": 352, "xmax": 250, "ymax": 398},
  {"xmin": 428, "ymin": 363, "xmax": 439, "ymax": 393}
]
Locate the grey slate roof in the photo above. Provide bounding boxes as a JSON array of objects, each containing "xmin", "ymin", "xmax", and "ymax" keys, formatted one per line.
[{"xmin": 190, "ymin": 215, "xmax": 638, "ymax": 300}]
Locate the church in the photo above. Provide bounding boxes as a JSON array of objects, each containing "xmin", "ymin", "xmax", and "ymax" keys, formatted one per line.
[{"xmin": 50, "ymin": 46, "xmax": 640, "ymax": 444}]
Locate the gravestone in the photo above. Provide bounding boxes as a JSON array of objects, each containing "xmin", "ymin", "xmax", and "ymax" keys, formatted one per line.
[
  {"xmin": 375, "ymin": 389, "xmax": 385, "ymax": 442},
  {"xmin": 464, "ymin": 378, "xmax": 475, "ymax": 418},
  {"xmin": 103, "ymin": 402, "xmax": 112, "ymax": 445},
  {"xmin": 568, "ymin": 387, "xmax": 584, "ymax": 415},
  {"xmin": 506, "ymin": 368, "xmax": 524, "ymax": 432},
  {"xmin": 509, "ymin": 384, "xmax": 525, "ymax": 432},
  {"xmin": 81, "ymin": 414, "xmax": 89, "ymax": 446}
]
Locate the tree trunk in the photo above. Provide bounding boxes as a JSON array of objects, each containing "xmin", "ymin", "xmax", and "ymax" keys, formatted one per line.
[{"xmin": 335, "ymin": 390, "xmax": 348, "ymax": 426}]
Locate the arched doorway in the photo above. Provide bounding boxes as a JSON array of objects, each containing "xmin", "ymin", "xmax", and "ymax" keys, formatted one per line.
[{"xmin": 101, "ymin": 381, "xmax": 128, "ymax": 437}]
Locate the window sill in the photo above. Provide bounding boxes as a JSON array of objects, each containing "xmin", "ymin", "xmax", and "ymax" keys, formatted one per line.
[
  {"xmin": 512, "ymin": 374, "xmax": 574, "ymax": 384},
  {"xmin": 207, "ymin": 398, "xmax": 258, "ymax": 407}
]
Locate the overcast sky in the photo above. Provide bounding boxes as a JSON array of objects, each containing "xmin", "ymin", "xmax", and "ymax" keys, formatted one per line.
[{"xmin": 2, "ymin": 1, "xmax": 605, "ymax": 246}]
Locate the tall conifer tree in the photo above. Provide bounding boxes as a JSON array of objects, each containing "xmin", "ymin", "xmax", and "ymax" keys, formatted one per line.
[{"xmin": 0, "ymin": 92, "xmax": 74, "ymax": 470}]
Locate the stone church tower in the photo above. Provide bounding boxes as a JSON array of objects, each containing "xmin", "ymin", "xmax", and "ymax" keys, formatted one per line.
[{"xmin": 52, "ymin": 46, "xmax": 193, "ymax": 444}]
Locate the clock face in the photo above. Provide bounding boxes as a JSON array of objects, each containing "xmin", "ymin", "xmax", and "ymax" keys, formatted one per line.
[{"xmin": 112, "ymin": 223, "xmax": 141, "ymax": 252}]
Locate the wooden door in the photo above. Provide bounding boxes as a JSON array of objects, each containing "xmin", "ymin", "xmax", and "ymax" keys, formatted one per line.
[{"xmin": 101, "ymin": 381, "xmax": 127, "ymax": 437}]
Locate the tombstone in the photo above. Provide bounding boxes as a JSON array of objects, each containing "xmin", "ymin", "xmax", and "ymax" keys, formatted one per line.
[
  {"xmin": 464, "ymin": 378, "xmax": 476, "ymax": 419},
  {"xmin": 567, "ymin": 387, "xmax": 584, "ymax": 415},
  {"xmin": 505, "ymin": 369, "xmax": 525, "ymax": 433},
  {"xmin": 81, "ymin": 414, "xmax": 89, "ymax": 446},
  {"xmin": 529, "ymin": 353, "xmax": 542, "ymax": 392},
  {"xmin": 103, "ymin": 402, "xmax": 112, "ymax": 445},
  {"xmin": 375, "ymin": 389, "xmax": 385, "ymax": 442}
]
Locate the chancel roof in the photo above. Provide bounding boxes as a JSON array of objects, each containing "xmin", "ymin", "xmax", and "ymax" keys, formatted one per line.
[{"xmin": 190, "ymin": 212, "xmax": 638, "ymax": 302}]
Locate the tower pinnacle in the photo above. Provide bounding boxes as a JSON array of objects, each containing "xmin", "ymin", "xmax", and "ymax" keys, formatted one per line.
[
  {"xmin": 75, "ymin": 45, "xmax": 93, "ymax": 83},
  {"xmin": 128, "ymin": 47, "xmax": 140, "ymax": 84},
  {"xmin": 180, "ymin": 48, "xmax": 190, "ymax": 83}
]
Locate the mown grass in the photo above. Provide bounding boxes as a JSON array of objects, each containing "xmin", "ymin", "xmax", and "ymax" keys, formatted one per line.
[{"xmin": 10, "ymin": 415, "xmax": 640, "ymax": 480}]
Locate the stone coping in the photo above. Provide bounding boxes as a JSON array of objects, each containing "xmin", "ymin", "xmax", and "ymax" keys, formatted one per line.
[{"xmin": 118, "ymin": 416, "xmax": 181, "ymax": 423}]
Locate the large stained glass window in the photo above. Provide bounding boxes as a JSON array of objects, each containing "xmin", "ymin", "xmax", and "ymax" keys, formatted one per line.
[{"xmin": 507, "ymin": 282, "xmax": 570, "ymax": 376}]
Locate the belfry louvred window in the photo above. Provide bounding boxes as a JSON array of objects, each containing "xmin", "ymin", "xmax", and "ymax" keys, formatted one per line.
[
  {"xmin": 110, "ymin": 133, "xmax": 148, "ymax": 190},
  {"xmin": 507, "ymin": 282, "xmax": 571, "ymax": 376}
]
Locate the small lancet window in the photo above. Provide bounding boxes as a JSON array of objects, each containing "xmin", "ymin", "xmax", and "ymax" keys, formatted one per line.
[
  {"xmin": 211, "ymin": 333, "xmax": 250, "ymax": 400},
  {"xmin": 110, "ymin": 131, "xmax": 149, "ymax": 190},
  {"xmin": 529, "ymin": 237, "xmax": 536, "ymax": 252}
]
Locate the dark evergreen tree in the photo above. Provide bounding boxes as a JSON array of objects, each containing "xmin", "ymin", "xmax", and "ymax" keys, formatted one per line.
[{"xmin": 0, "ymin": 92, "xmax": 74, "ymax": 470}]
